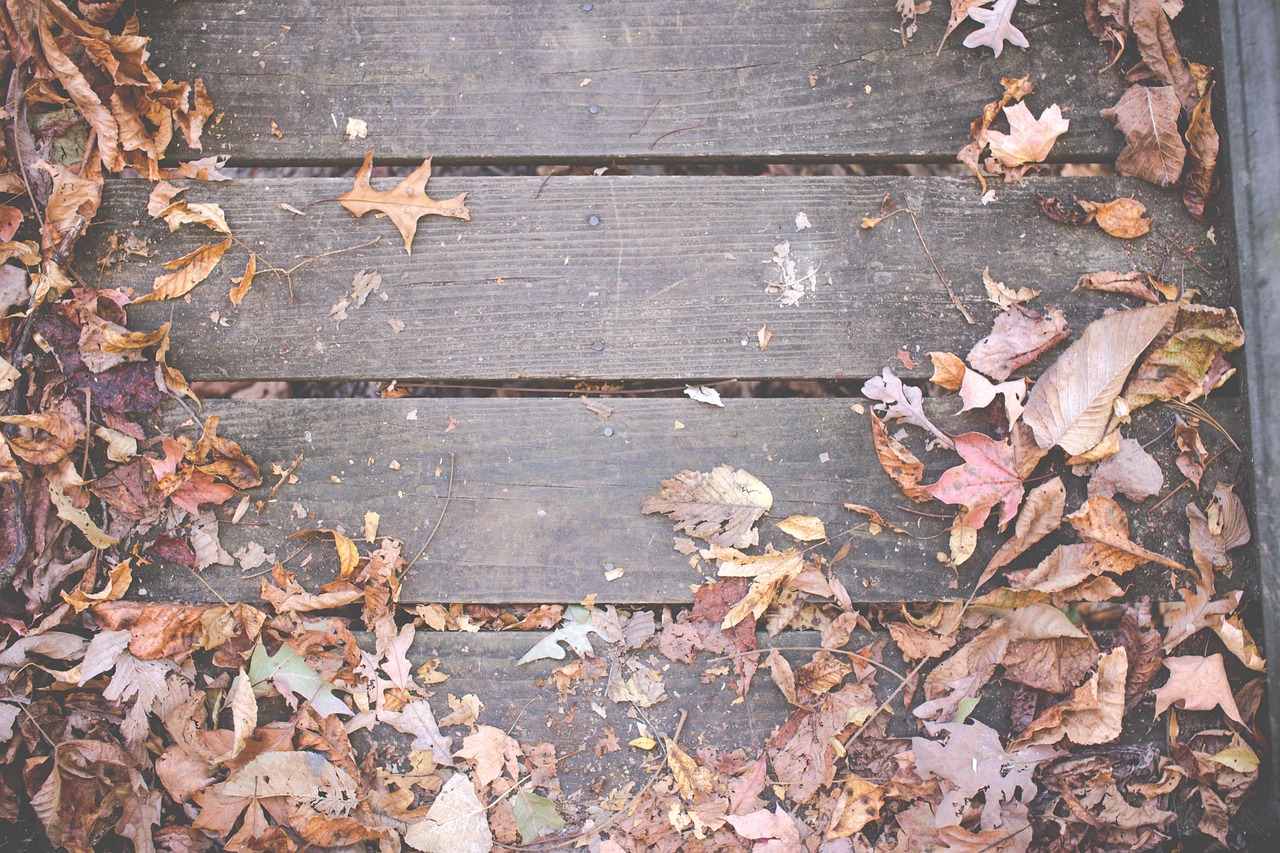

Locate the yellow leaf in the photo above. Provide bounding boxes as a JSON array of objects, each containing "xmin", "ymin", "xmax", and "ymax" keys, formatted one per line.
[
  {"xmin": 229, "ymin": 252, "xmax": 257, "ymax": 305},
  {"xmin": 628, "ymin": 736, "xmax": 657, "ymax": 751},
  {"xmin": 1207, "ymin": 744, "xmax": 1259, "ymax": 773},
  {"xmin": 61, "ymin": 559, "xmax": 132, "ymax": 612}
]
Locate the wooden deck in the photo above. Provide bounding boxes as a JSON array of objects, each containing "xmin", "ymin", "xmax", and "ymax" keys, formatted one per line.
[{"xmin": 80, "ymin": 0, "xmax": 1276, "ymax": 845}]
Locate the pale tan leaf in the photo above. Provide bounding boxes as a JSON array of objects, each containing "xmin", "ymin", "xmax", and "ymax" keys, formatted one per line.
[
  {"xmin": 1153, "ymin": 654, "xmax": 1244, "ymax": 723},
  {"xmin": 641, "ymin": 465, "xmax": 773, "ymax": 549},
  {"xmin": 217, "ymin": 672, "xmax": 257, "ymax": 763},
  {"xmin": 403, "ymin": 774, "xmax": 492, "ymax": 852},
  {"xmin": 1022, "ymin": 302, "xmax": 1177, "ymax": 454},
  {"xmin": 980, "ymin": 477, "xmax": 1066, "ymax": 586},
  {"xmin": 985, "ymin": 102, "xmax": 1070, "ymax": 167},
  {"xmin": 339, "ymin": 151, "xmax": 470, "ymax": 254},
  {"xmin": 777, "ymin": 515, "xmax": 826, "ymax": 542},
  {"xmin": 1101, "ymin": 85, "xmax": 1187, "ymax": 187},
  {"xmin": 982, "ymin": 267, "xmax": 1039, "ymax": 308}
]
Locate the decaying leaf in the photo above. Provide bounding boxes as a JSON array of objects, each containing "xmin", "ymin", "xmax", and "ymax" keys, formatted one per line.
[
  {"xmin": 1022, "ymin": 302, "xmax": 1177, "ymax": 454},
  {"xmin": 339, "ymin": 151, "xmax": 470, "ymax": 254},
  {"xmin": 134, "ymin": 238, "xmax": 232, "ymax": 303},
  {"xmin": 1078, "ymin": 198, "xmax": 1152, "ymax": 239},
  {"xmin": 403, "ymin": 774, "xmax": 492, "ymax": 853},
  {"xmin": 713, "ymin": 548, "xmax": 806, "ymax": 629},
  {"xmin": 641, "ymin": 465, "xmax": 773, "ymax": 549},
  {"xmin": 777, "ymin": 515, "xmax": 826, "ymax": 542},
  {"xmin": 979, "ymin": 476, "xmax": 1066, "ymax": 586},
  {"xmin": 967, "ymin": 304, "xmax": 1069, "ymax": 382},
  {"xmin": 518, "ymin": 605, "xmax": 607, "ymax": 664},
  {"xmin": 1124, "ymin": 304, "xmax": 1245, "ymax": 410},
  {"xmin": 1183, "ymin": 84, "xmax": 1220, "ymax": 221}
]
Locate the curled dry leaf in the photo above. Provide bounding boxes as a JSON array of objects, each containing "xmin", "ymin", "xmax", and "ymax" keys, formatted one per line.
[
  {"xmin": 229, "ymin": 253, "xmax": 257, "ymax": 305},
  {"xmin": 983, "ymin": 267, "xmax": 1039, "ymax": 308},
  {"xmin": 1183, "ymin": 84, "xmax": 1220, "ymax": 221},
  {"xmin": 967, "ymin": 304, "xmax": 1069, "ymax": 382},
  {"xmin": 1175, "ymin": 419, "xmax": 1208, "ymax": 487},
  {"xmin": 979, "ymin": 476, "xmax": 1066, "ymax": 586},
  {"xmin": 1075, "ymin": 270, "xmax": 1172, "ymax": 303},
  {"xmin": 134, "ymin": 238, "xmax": 232, "ymax": 303},
  {"xmin": 869, "ymin": 414, "xmax": 932, "ymax": 503},
  {"xmin": 1117, "ymin": 608, "xmax": 1164, "ymax": 714},
  {"xmin": 914, "ymin": 622, "xmax": 1009, "ymax": 721},
  {"xmin": 339, "ymin": 151, "xmax": 470, "ymax": 255},
  {"xmin": 641, "ymin": 465, "xmax": 772, "ymax": 549},
  {"xmin": 1022, "ymin": 301, "xmax": 1177, "ymax": 455},
  {"xmin": 1078, "ymin": 198, "xmax": 1152, "ymax": 239},
  {"xmin": 1101, "ymin": 85, "xmax": 1186, "ymax": 187},
  {"xmin": 862, "ymin": 367, "xmax": 953, "ymax": 449},
  {"xmin": 713, "ymin": 548, "xmax": 805, "ymax": 629},
  {"xmin": 1011, "ymin": 647, "xmax": 1127, "ymax": 749}
]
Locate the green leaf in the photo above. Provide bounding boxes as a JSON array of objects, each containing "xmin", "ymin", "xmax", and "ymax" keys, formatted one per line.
[
  {"xmin": 952, "ymin": 696, "xmax": 979, "ymax": 724},
  {"xmin": 248, "ymin": 643, "xmax": 350, "ymax": 717},
  {"xmin": 512, "ymin": 790, "xmax": 564, "ymax": 844}
]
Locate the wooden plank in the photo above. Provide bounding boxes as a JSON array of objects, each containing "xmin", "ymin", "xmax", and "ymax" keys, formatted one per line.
[
  {"xmin": 1219, "ymin": 0, "xmax": 1280, "ymax": 806},
  {"xmin": 135, "ymin": 396, "xmax": 1250, "ymax": 606},
  {"xmin": 86, "ymin": 176, "xmax": 1231, "ymax": 382},
  {"xmin": 135, "ymin": 0, "xmax": 1218, "ymax": 165}
]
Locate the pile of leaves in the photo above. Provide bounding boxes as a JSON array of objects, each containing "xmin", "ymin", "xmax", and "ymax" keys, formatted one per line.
[{"xmin": 0, "ymin": 2, "xmax": 1268, "ymax": 852}]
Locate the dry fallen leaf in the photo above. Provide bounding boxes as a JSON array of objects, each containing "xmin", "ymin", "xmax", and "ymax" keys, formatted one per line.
[
  {"xmin": 979, "ymin": 476, "xmax": 1066, "ymax": 586},
  {"xmin": 641, "ymin": 465, "xmax": 773, "ymax": 549},
  {"xmin": 134, "ymin": 238, "xmax": 232, "ymax": 304},
  {"xmin": 1022, "ymin": 302, "xmax": 1177, "ymax": 455},
  {"xmin": 925, "ymin": 432, "xmax": 1025, "ymax": 531},
  {"xmin": 1183, "ymin": 84, "xmax": 1220, "ymax": 221},
  {"xmin": 1012, "ymin": 647, "xmax": 1127, "ymax": 749},
  {"xmin": 777, "ymin": 515, "xmax": 826, "ymax": 542},
  {"xmin": 339, "ymin": 150, "xmax": 470, "ymax": 254},
  {"xmin": 983, "ymin": 267, "xmax": 1039, "ymax": 308},
  {"xmin": 1101, "ymin": 85, "xmax": 1187, "ymax": 187},
  {"xmin": 229, "ymin": 253, "xmax": 257, "ymax": 305},
  {"xmin": 1078, "ymin": 198, "xmax": 1152, "ymax": 239},
  {"xmin": 967, "ymin": 304, "xmax": 1069, "ymax": 382},
  {"xmin": 862, "ymin": 367, "xmax": 953, "ymax": 449},
  {"xmin": 984, "ymin": 102, "xmax": 1069, "ymax": 168},
  {"xmin": 963, "ymin": 0, "xmax": 1029, "ymax": 57},
  {"xmin": 1075, "ymin": 437, "xmax": 1164, "ymax": 501},
  {"xmin": 1075, "ymin": 270, "xmax": 1171, "ymax": 303},
  {"xmin": 1153, "ymin": 654, "xmax": 1244, "ymax": 724},
  {"xmin": 869, "ymin": 414, "xmax": 933, "ymax": 503},
  {"xmin": 1124, "ymin": 304, "xmax": 1245, "ymax": 410}
]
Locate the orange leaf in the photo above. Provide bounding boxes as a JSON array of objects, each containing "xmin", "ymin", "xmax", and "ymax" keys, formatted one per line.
[{"xmin": 339, "ymin": 150, "xmax": 470, "ymax": 254}]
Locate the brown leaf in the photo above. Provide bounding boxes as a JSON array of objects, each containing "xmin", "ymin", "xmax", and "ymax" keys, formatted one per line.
[
  {"xmin": 1174, "ymin": 419, "xmax": 1208, "ymax": 487},
  {"xmin": 1153, "ymin": 654, "xmax": 1244, "ymax": 723},
  {"xmin": 339, "ymin": 151, "xmax": 470, "ymax": 254},
  {"xmin": 1124, "ymin": 304, "xmax": 1245, "ymax": 410},
  {"xmin": 1117, "ymin": 608, "xmax": 1164, "ymax": 713},
  {"xmin": 1067, "ymin": 496, "xmax": 1187, "ymax": 573},
  {"xmin": 1078, "ymin": 197, "xmax": 1152, "ymax": 239},
  {"xmin": 1022, "ymin": 302, "xmax": 1177, "ymax": 454},
  {"xmin": 457, "ymin": 725, "xmax": 523, "ymax": 788},
  {"xmin": 914, "ymin": 622, "xmax": 1010, "ymax": 721},
  {"xmin": 1011, "ymin": 647, "xmax": 1127, "ymax": 748},
  {"xmin": 134, "ymin": 238, "xmax": 232, "ymax": 303},
  {"xmin": 713, "ymin": 547, "xmax": 805, "ymax": 629},
  {"xmin": 1075, "ymin": 270, "xmax": 1169, "ymax": 303},
  {"xmin": 1101, "ymin": 85, "xmax": 1187, "ymax": 186},
  {"xmin": 967, "ymin": 304, "xmax": 1069, "ymax": 382},
  {"xmin": 1, "ymin": 398, "xmax": 85, "ymax": 465},
  {"xmin": 980, "ymin": 476, "xmax": 1066, "ymax": 586},
  {"xmin": 869, "ymin": 414, "xmax": 932, "ymax": 503},
  {"xmin": 887, "ymin": 620, "xmax": 956, "ymax": 662},
  {"xmin": 641, "ymin": 465, "xmax": 773, "ymax": 549},
  {"xmin": 982, "ymin": 267, "xmax": 1039, "ymax": 308},
  {"xmin": 1183, "ymin": 84, "xmax": 1220, "ymax": 221},
  {"xmin": 1003, "ymin": 636, "xmax": 1100, "ymax": 694},
  {"xmin": 229, "ymin": 252, "xmax": 257, "ymax": 305},
  {"xmin": 826, "ymin": 775, "xmax": 884, "ymax": 839},
  {"xmin": 61, "ymin": 558, "xmax": 132, "ymax": 612},
  {"xmin": 776, "ymin": 515, "xmax": 827, "ymax": 542}
]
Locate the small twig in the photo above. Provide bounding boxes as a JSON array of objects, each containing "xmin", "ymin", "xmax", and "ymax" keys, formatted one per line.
[
  {"xmin": 865, "ymin": 201, "xmax": 974, "ymax": 324},
  {"xmin": 629, "ymin": 98, "xmax": 662, "ymax": 137},
  {"xmin": 649, "ymin": 124, "xmax": 704, "ymax": 149},
  {"xmin": 1151, "ymin": 225, "xmax": 1219, "ymax": 281},
  {"xmin": 405, "ymin": 452, "xmax": 456, "ymax": 571},
  {"xmin": 1150, "ymin": 448, "xmax": 1228, "ymax": 511},
  {"xmin": 256, "ymin": 453, "xmax": 304, "ymax": 514},
  {"xmin": 712, "ymin": 646, "xmax": 910, "ymax": 684}
]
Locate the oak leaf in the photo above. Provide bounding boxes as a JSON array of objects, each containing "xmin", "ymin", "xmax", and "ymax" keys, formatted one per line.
[
  {"xmin": 963, "ymin": 0, "xmax": 1028, "ymax": 57},
  {"xmin": 339, "ymin": 151, "xmax": 470, "ymax": 254},
  {"xmin": 1022, "ymin": 302, "xmax": 1177, "ymax": 454},
  {"xmin": 863, "ymin": 367, "xmax": 953, "ymax": 448},
  {"xmin": 641, "ymin": 465, "xmax": 772, "ymax": 549}
]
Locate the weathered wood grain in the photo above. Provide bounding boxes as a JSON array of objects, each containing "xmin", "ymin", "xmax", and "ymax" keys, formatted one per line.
[
  {"xmin": 88, "ymin": 176, "xmax": 1230, "ymax": 382},
  {"xmin": 1220, "ymin": 0, "xmax": 1280, "ymax": 806},
  {"xmin": 136, "ymin": 396, "xmax": 1249, "ymax": 606},
  {"xmin": 135, "ymin": 0, "xmax": 1223, "ymax": 165}
]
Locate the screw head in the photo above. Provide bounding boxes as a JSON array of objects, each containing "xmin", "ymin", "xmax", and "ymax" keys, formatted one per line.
[
  {"xmin": 588, "ymin": 104, "xmax": 600, "ymax": 115},
  {"xmin": 587, "ymin": 215, "xmax": 600, "ymax": 227},
  {"xmin": 603, "ymin": 427, "xmax": 614, "ymax": 437}
]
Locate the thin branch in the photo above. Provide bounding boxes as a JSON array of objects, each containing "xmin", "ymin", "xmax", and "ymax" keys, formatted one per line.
[{"xmin": 405, "ymin": 452, "xmax": 456, "ymax": 571}]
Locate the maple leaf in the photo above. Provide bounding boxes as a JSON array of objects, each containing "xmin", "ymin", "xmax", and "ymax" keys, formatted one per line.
[
  {"xmin": 963, "ymin": 0, "xmax": 1028, "ymax": 57},
  {"xmin": 1101, "ymin": 85, "xmax": 1186, "ymax": 187},
  {"xmin": 1022, "ymin": 302, "xmax": 1177, "ymax": 455},
  {"xmin": 641, "ymin": 465, "xmax": 773, "ymax": 549},
  {"xmin": 339, "ymin": 151, "xmax": 470, "ymax": 254},
  {"xmin": 862, "ymin": 367, "xmax": 953, "ymax": 449},
  {"xmin": 926, "ymin": 432, "xmax": 1024, "ymax": 531},
  {"xmin": 456, "ymin": 725, "xmax": 522, "ymax": 788},
  {"xmin": 913, "ymin": 719, "xmax": 1059, "ymax": 829},
  {"xmin": 967, "ymin": 304, "xmax": 1069, "ymax": 382},
  {"xmin": 1153, "ymin": 654, "xmax": 1244, "ymax": 723},
  {"xmin": 985, "ymin": 102, "xmax": 1070, "ymax": 168}
]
